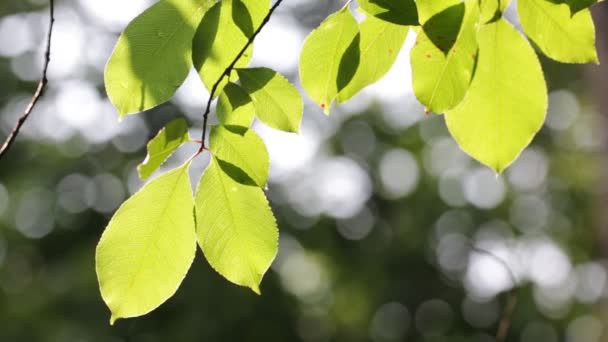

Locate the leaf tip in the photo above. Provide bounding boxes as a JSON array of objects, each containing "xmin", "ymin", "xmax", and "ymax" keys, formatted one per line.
[
  {"xmin": 250, "ymin": 284, "xmax": 261, "ymax": 295},
  {"xmin": 109, "ymin": 314, "xmax": 119, "ymax": 326}
]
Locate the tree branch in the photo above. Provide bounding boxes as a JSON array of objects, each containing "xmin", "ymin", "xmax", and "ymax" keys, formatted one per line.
[
  {"xmin": 0, "ymin": 0, "xmax": 55, "ymax": 160},
  {"xmin": 198, "ymin": 0, "xmax": 285, "ymax": 153},
  {"xmin": 468, "ymin": 243, "xmax": 519, "ymax": 342}
]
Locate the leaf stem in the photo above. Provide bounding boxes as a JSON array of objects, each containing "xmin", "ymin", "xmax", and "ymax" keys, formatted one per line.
[
  {"xmin": 0, "ymin": 0, "xmax": 55, "ymax": 160},
  {"xmin": 198, "ymin": 0, "xmax": 285, "ymax": 154}
]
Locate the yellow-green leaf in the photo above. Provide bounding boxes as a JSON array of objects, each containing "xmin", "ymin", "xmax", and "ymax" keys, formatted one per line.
[
  {"xmin": 217, "ymin": 82, "xmax": 255, "ymax": 128},
  {"xmin": 138, "ymin": 118, "xmax": 190, "ymax": 180},
  {"xmin": 336, "ymin": 16, "xmax": 409, "ymax": 102},
  {"xmin": 236, "ymin": 67, "xmax": 303, "ymax": 133},
  {"xmin": 195, "ymin": 157, "xmax": 278, "ymax": 294},
  {"xmin": 96, "ymin": 162, "xmax": 196, "ymax": 324},
  {"xmin": 480, "ymin": 0, "xmax": 510, "ymax": 23},
  {"xmin": 358, "ymin": 0, "xmax": 419, "ymax": 25},
  {"xmin": 416, "ymin": 0, "xmax": 460, "ymax": 23},
  {"xmin": 299, "ymin": 7, "xmax": 359, "ymax": 114},
  {"xmin": 518, "ymin": 0, "xmax": 598, "ymax": 63},
  {"xmin": 445, "ymin": 18, "xmax": 547, "ymax": 173},
  {"xmin": 210, "ymin": 126, "xmax": 269, "ymax": 187},
  {"xmin": 411, "ymin": 0, "xmax": 479, "ymax": 113},
  {"xmin": 192, "ymin": 0, "xmax": 269, "ymax": 93},
  {"xmin": 105, "ymin": 0, "xmax": 214, "ymax": 116}
]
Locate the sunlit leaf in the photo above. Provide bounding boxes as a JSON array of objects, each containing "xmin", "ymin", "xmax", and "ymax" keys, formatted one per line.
[
  {"xmin": 105, "ymin": 0, "xmax": 214, "ymax": 116},
  {"xmin": 411, "ymin": 0, "xmax": 479, "ymax": 113},
  {"xmin": 195, "ymin": 157, "xmax": 278, "ymax": 294},
  {"xmin": 138, "ymin": 118, "xmax": 190, "ymax": 180},
  {"xmin": 299, "ymin": 7, "xmax": 359, "ymax": 114},
  {"xmin": 480, "ymin": 0, "xmax": 510, "ymax": 23},
  {"xmin": 217, "ymin": 82, "xmax": 255, "ymax": 128},
  {"xmin": 416, "ymin": 0, "xmax": 460, "ymax": 23},
  {"xmin": 209, "ymin": 125, "xmax": 269, "ymax": 187},
  {"xmin": 560, "ymin": 0, "xmax": 603, "ymax": 14},
  {"xmin": 445, "ymin": 18, "xmax": 547, "ymax": 173},
  {"xmin": 336, "ymin": 16, "xmax": 409, "ymax": 102},
  {"xmin": 192, "ymin": 0, "xmax": 269, "ymax": 93},
  {"xmin": 518, "ymin": 0, "xmax": 598, "ymax": 63},
  {"xmin": 358, "ymin": 0, "xmax": 418, "ymax": 25},
  {"xmin": 236, "ymin": 67, "xmax": 303, "ymax": 132},
  {"xmin": 96, "ymin": 162, "xmax": 196, "ymax": 324}
]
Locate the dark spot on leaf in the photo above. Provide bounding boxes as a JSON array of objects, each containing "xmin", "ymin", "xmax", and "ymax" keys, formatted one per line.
[{"xmin": 426, "ymin": 53, "xmax": 432, "ymax": 58}]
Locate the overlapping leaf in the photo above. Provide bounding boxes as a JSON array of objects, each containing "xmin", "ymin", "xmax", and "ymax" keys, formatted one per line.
[
  {"xmin": 209, "ymin": 126, "xmax": 269, "ymax": 187},
  {"xmin": 480, "ymin": 0, "xmax": 511, "ymax": 23},
  {"xmin": 193, "ymin": 0, "xmax": 269, "ymax": 93},
  {"xmin": 105, "ymin": 0, "xmax": 214, "ymax": 116},
  {"xmin": 237, "ymin": 68, "xmax": 303, "ymax": 132},
  {"xmin": 96, "ymin": 162, "xmax": 196, "ymax": 324},
  {"xmin": 416, "ymin": 0, "xmax": 460, "ymax": 23},
  {"xmin": 358, "ymin": 0, "xmax": 419, "ymax": 25},
  {"xmin": 195, "ymin": 157, "xmax": 278, "ymax": 294},
  {"xmin": 299, "ymin": 7, "xmax": 359, "ymax": 114},
  {"xmin": 445, "ymin": 18, "xmax": 547, "ymax": 173},
  {"xmin": 336, "ymin": 16, "xmax": 409, "ymax": 102},
  {"xmin": 138, "ymin": 118, "xmax": 190, "ymax": 180},
  {"xmin": 411, "ymin": 0, "xmax": 479, "ymax": 113},
  {"xmin": 217, "ymin": 82, "xmax": 255, "ymax": 128},
  {"xmin": 518, "ymin": 0, "xmax": 598, "ymax": 63}
]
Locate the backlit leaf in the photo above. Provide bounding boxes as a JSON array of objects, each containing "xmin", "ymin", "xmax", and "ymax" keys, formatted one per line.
[
  {"xmin": 217, "ymin": 82, "xmax": 255, "ymax": 128},
  {"xmin": 416, "ymin": 0, "xmax": 460, "ymax": 23},
  {"xmin": 237, "ymin": 67, "xmax": 303, "ymax": 132},
  {"xmin": 195, "ymin": 157, "xmax": 278, "ymax": 294},
  {"xmin": 299, "ymin": 7, "xmax": 359, "ymax": 114},
  {"xmin": 105, "ymin": 0, "xmax": 214, "ymax": 116},
  {"xmin": 480, "ymin": 0, "xmax": 510, "ymax": 23},
  {"xmin": 336, "ymin": 16, "xmax": 409, "ymax": 103},
  {"xmin": 209, "ymin": 126, "xmax": 269, "ymax": 187},
  {"xmin": 96, "ymin": 162, "xmax": 196, "ymax": 324},
  {"xmin": 192, "ymin": 0, "xmax": 269, "ymax": 93},
  {"xmin": 518, "ymin": 0, "xmax": 598, "ymax": 63},
  {"xmin": 358, "ymin": 0, "xmax": 418, "ymax": 25},
  {"xmin": 411, "ymin": 0, "xmax": 479, "ymax": 113},
  {"xmin": 445, "ymin": 18, "xmax": 547, "ymax": 173},
  {"xmin": 138, "ymin": 118, "xmax": 190, "ymax": 180}
]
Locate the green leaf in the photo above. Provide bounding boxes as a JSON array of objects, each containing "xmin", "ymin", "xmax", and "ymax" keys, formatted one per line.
[
  {"xmin": 556, "ymin": 0, "xmax": 602, "ymax": 14},
  {"xmin": 518, "ymin": 0, "xmax": 598, "ymax": 63},
  {"xmin": 299, "ymin": 7, "xmax": 359, "ymax": 114},
  {"xmin": 416, "ymin": 0, "xmax": 461, "ymax": 23},
  {"xmin": 96, "ymin": 162, "xmax": 196, "ymax": 324},
  {"xmin": 138, "ymin": 118, "xmax": 190, "ymax": 180},
  {"xmin": 217, "ymin": 82, "xmax": 255, "ymax": 128},
  {"xmin": 105, "ymin": 0, "xmax": 214, "ymax": 116},
  {"xmin": 195, "ymin": 157, "xmax": 278, "ymax": 294},
  {"xmin": 445, "ymin": 18, "xmax": 548, "ymax": 173},
  {"xmin": 192, "ymin": 0, "xmax": 269, "ymax": 93},
  {"xmin": 336, "ymin": 16, "xmax": 409, "ymax": 102},
  {"xmin": 210, "ymin": 126, "xmax": 269, "ymax": 187},
  {"xmin": 236, "ymin": 67, "xmax": 303, "ymax": 132},
  {"xmin": 480, "ymin": 0, "xmax": 511, "ymax": 23},
  {"xmin": 411, "ymin": 0, "xmax": 479, "ymax": 113},
  {"xmin": 358, "ymin": 0, "xmax": 419, "ymax": 25}
]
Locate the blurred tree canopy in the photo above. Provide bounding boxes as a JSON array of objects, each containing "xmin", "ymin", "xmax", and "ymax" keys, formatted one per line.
[{"xmin": 0, "ymin": 0, "xmax": 608, "ymax": 341}]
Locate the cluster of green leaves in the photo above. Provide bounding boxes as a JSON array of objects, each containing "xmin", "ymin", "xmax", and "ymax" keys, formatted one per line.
[
  {"xmin": 299, "ymin": 0, "xmax": 600, "ymax": 172},
  {"xmin": 98, "ymin": 0, "xmax": 601, "ymax": 324},
  {"xmin": 99, "ymin": 0, "xmax": 302, "ymax": 324}
]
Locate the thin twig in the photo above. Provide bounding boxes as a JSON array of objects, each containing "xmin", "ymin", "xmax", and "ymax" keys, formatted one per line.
[
  {"xmin": 198, "ymin": 0, "xmax": 285, "ymax": 153},
  {"xmin": 0, "ymin": 0, "xmax": 55, "ymax": 160},
  {"xmin": 468, "ymin": 242, "xmax": 519, "ymax": 342}
]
